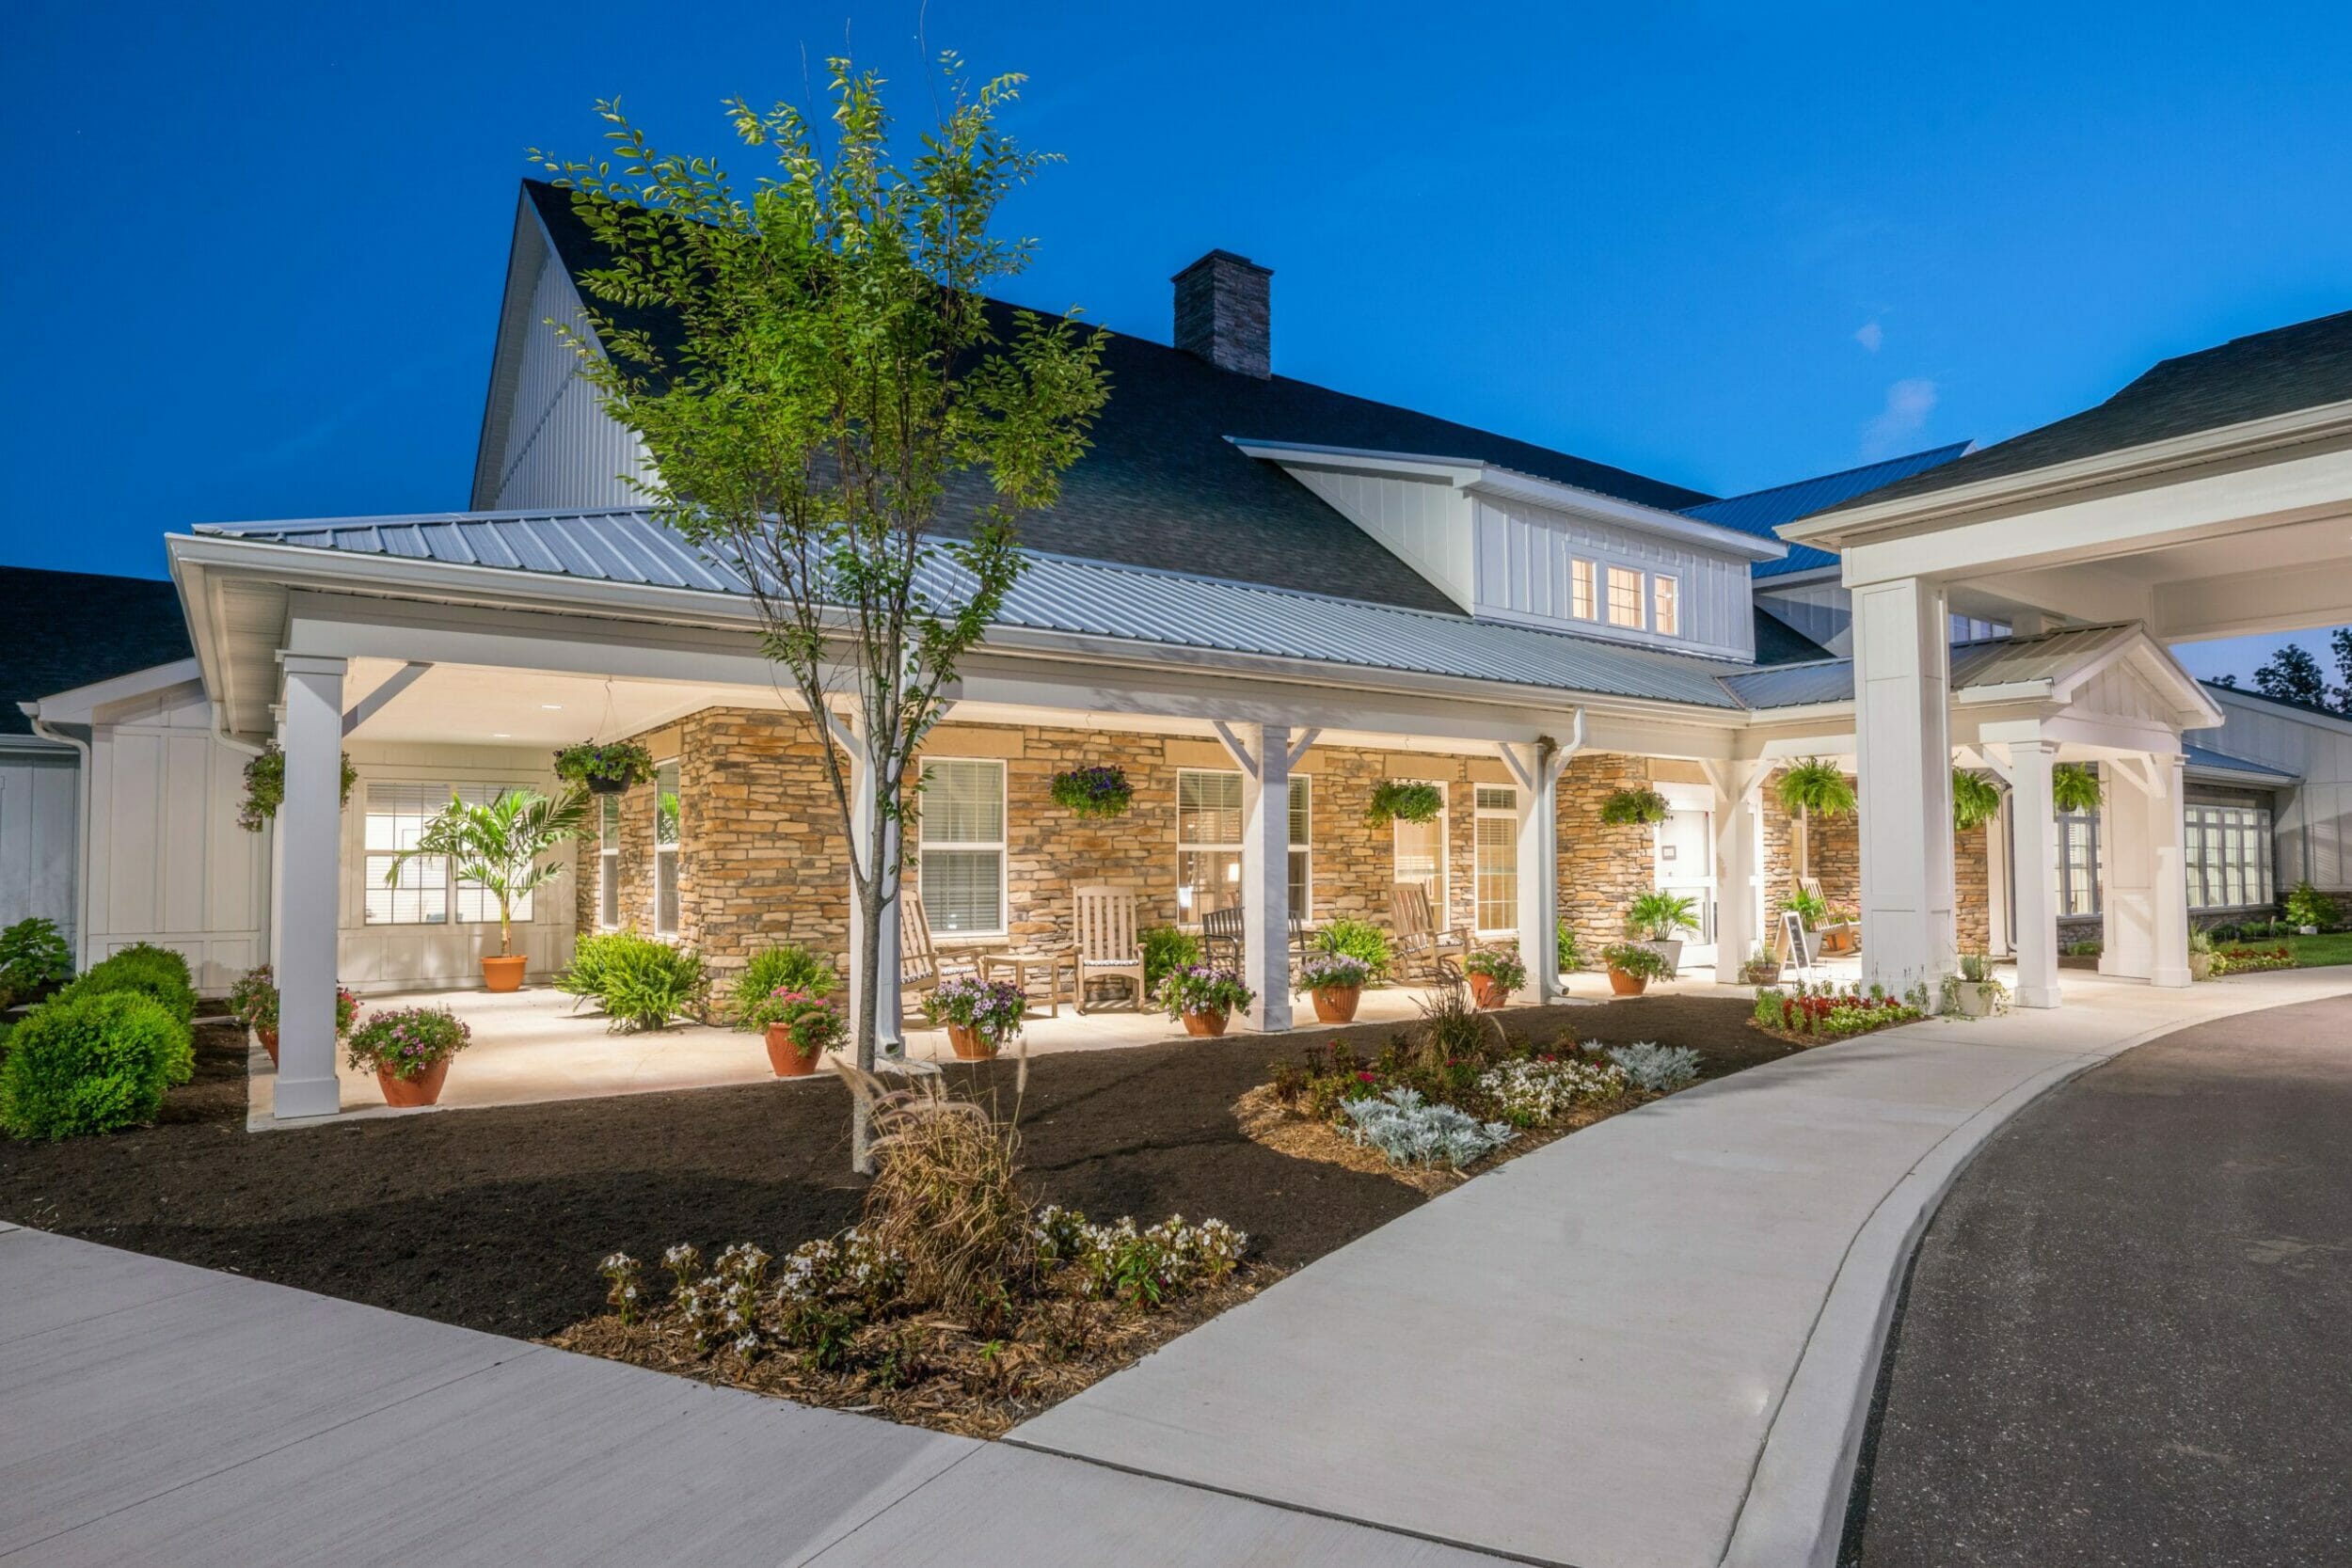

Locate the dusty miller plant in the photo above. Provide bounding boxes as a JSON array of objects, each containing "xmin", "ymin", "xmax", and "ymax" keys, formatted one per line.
[{"xmin": 536, "ymin": 58, "xmax": 1108, "ymax": 1169}]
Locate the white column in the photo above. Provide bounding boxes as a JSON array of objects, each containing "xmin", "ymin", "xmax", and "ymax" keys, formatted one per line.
[
  {"xmin": 1707, "ymin": 761, "xmax": 1764, "ymax": 984},
  {"xmin": 1510, "ymin": 747, "xmax": 1562, "ymax": 1004},
  {"xmin": 2100, "ymin": 763, "xmax": 2155, "ymax": 982},
  {"xmin": 839, "ymin": 713, "xmax": 904, "ymax": 1061},
  {"xmin": 2151, "ymin": 753, "xmax": 2191, "ymax": 987},
  {"xmin": 276, "ymin": 655, "xmax": 345, "ymax": 1119},
  {"xmin": 2009, "ymin": 738, "xmax": 2060, "ymax": 1009},
  {"xmin": 1240, "ymin": 723, "xmax": 1293, "ymax": 1033},
  {"xmin": 1852, "ymin": 576, "xmax": 1957, "ymax": 994}
]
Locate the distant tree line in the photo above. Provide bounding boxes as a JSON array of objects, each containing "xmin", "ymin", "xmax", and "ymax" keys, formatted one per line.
[{"xmin": 2208, "ymin": 627, "xmax": 2352, "ymax": 714}]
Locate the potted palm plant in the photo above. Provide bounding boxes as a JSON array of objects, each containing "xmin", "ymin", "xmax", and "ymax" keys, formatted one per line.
[
  {"xmin": 387, "ymin": 787, "xmax": 588, "ymax": 992},
  {"xmin": 1626, "ymin": 890, "xmax": 1697, "ymax": 974},
  {"xmin": 1295, "ymin": 952, "xmax": 1371, "ymax": 1022},
  {"xmin": 1774, "ymin": 758, "xmax": 1855, "ymax": 886}
]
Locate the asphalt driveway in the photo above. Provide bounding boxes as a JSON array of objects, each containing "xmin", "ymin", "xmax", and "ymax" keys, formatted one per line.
[{"xmin": 1846, "ymin": 992, "xmax": 2352, "ymax": 1567}]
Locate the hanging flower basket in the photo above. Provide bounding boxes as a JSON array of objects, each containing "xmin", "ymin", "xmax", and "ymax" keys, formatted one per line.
[
  {"xmin": 237, "ymin": 743, "xmax": 357, "ymax": 832},
  {"xmin": 1366, "ymin": 780, "xmax": 1444, "ymax": 826},
  {"xmin": 1598, "ymin": 786, "xmax": 1670, "ymax": 827},
  {"xmin": 1049, "ymin": 765, "xmax": 1135, "ymax": 820},
  {"xmin": 554, "ymin": 740, "xmax": 658, "ymax": 796}
]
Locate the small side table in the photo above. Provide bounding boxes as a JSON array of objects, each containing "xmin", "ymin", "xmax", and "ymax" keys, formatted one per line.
[{"xmin": 978, "ymin": 948, "xmax": 1079, "ymax": 1018}]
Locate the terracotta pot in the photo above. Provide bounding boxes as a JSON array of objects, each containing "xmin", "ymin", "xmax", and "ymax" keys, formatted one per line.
[
  {"xmin": 1310, "ymin": 985, "xmax": 1361, "ymax": 1023},
  {"xmin": 764, "ymin": 1022, "xmax": 824, "ymax": 1077},
  {"xmin": 377, "ymin": 1056, "xmax": 451, "ymax": 1108},
  {"xmin": 946, "ymin": 1022, "xmax": 998, "ymax": 1060},
  {"xmin": 1607, "ymin": 967, "xmax": 1649, "ymax": 997},
  {"xmin": 1469, "ymin": 974, "xmax": 1512, "ymax": 1009},
  {"xmin": 1180, "ymin": 1008, "xmax": 1230, "ymax": 1037},
  {"xmin": 257, "ymin": 1026, "xmax": 279, "ymax": 1066},
  {"xmin": 481, "ymin": 955, "xmax": 527, "ymax": 993}
]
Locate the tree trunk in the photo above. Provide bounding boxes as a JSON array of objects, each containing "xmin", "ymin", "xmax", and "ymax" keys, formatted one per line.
[{"xmin": 848, "ymin": 791, "xmax": 887, "ymax": 1177}]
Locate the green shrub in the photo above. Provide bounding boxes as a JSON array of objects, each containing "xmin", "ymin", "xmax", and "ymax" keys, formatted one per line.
[
  {"xmin": 1556, "ymin": 918, "xmax": 1581, "ymax": 974},
  {"xmin": 731, "ymin": 943, "xmax": 838, "ymax": 1024},
  {"xmin": 566, "ymin": 932, "xmax": 707, "ymax": 1032},
  {"xmin": 0, "ymin": 917, "xmax": 74, "ymax": 1008},
  {"xmin": 1139, "ymin": 927, "xmax": 1201, "ymax": 992},
  {"xmin": 64, "ymin": 945, "xmax": 198, "ymax": 1029},
  {"xmin": 2284, "ymin": 881, "xmax": 2339, "ymax": 930},
  {"xmin": 1313, "ymin": 917, "xmax": 1392, "ymax": 981},
  {"xmin": 0, "ymin": 990, "xmax": 187, "ymax": 1139}
]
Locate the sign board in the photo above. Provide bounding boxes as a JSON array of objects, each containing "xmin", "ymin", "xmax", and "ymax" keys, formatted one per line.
[{"xmin": 1776, "ymin": 910, "xmax": 1813, "ymax": 972}]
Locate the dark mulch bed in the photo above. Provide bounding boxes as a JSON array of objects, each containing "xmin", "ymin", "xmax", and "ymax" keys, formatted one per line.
[{"xmin": 0, "ymin": 994, "xmax": 1772, "ymax": 1341}]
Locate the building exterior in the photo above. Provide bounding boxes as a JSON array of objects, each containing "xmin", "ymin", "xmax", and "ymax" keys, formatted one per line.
[{"xmin": 6, "ymin": 180, "xmax": 2347, "ymax": 1120}]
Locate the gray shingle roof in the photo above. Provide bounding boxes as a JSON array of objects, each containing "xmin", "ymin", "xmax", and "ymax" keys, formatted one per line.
[
  {"xmin": 520, "ymin": 180, "xmax": 1712, "ymax": 615},
  {"xmin": 1819, "ymin": 308, "xmax": 2352, "ymax": 514},
  {"xmin": 1682, "ymin": 444, "xmax": 1973, "ymax": 578},
  {"xmin": 195, "ymin": 509, "xmax": 1752, "ymax": 709},
  {"xmin": 0, "ymin": 567, "xmax": 193, "ymax": 735}
]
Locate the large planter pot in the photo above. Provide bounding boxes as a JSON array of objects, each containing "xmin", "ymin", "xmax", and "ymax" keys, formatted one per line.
[
  {"xmin": 1739, "ymin": 962, "xmax": 1780, "ymax": 987},
  {"xmin": 1953, "ymin": 983, "xmax": 1997, "ymax": 1019},
  {"xmin": 1310, "ymin": 985, "xmax": 1361, "ymax": 1023},
  {"xmin": 764, "ymin": 1023, "xmax": 824, "ymax": 1077},
  {"xmin": 946, "ymin": 1022, "xmax": 999, "ymax": 1060},
  {"xmin": 481, "ymin": 955, "xmax": 527, "ymax": 993},
  {"xmin": 1468, "ymin": 974, "xmax": 1513, "ymax": 1009},
  {"xmin": 2187, "ymin": 952, "xmax": 2216, "ymax": 982},
  {"xmin": 256, "ymin": 1026, "xmax": 279, "ymax": 1066},
  {"xmin": 378, "ymin": 1057, "xmax": 451, "ymax": 1108},
  {"xmin": 1639, "ymin": 939, "xmax": 1682, "ymax": 974},
  {"xmin": 1607, "ymin": 967, "xmax": 1650, "ymax": 998},
  {"xmin": 1180, "ymin": 1008, "xmax": 1230, "ymax": 1037}
]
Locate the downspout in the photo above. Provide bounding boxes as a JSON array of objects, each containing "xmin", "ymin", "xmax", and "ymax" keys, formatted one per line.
[{"xmin": 23, "ymin": 705, "xmax": 94, "ymax": 971}]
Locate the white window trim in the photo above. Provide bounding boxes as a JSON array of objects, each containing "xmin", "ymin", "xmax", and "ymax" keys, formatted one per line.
[
  {"xmin": 653, "ymin": 759, "xmax": 681, "ymax": 938},
  {"xmin": 1472, "ymin": 784, "xmax": 1518, "ymax": 937},
  {"xmin": 1652, "ymin": 573, "xmax": 1679, "ymax": 638},
  {"xmin": 1173, "ymin": 768, "xmax": 1312, "ymax": 921},
  {"xmin": 918, "ymin": 757, "xmax": 1009, "ymax": 939},
  {"xmin": 1605, "ymin": 564, "xmax": 1645, "ymax": 629},
  {"xmin": 1569, "ymin": 559, "xmax": 1596, "ymax": 621},
  {"xmin": 361, "ymin": 780, "xmax": 538, "ymax": 928}
]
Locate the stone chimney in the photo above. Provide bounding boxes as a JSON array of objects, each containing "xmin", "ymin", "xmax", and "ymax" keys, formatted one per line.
[{"xmin": 1172, "ymin": 250, "xmax": 1272, "ymax": 378}]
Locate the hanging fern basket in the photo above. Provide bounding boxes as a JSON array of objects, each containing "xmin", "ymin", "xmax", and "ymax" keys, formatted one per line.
[
  {"xmin": 237, "ymin": 743, "xmax": 358, "ymax": 832},
  {"xmin": 1050, "ymin": 765, "xmax": 1135, "ymax": 820},
  {"xmin": 1598, "ymin": 786, "xmax": 1670, "ymax": 827},
  {"xmin": 1365, "ymin": 780, "xmax": 1445, "ymax": 827},
  {"xmin": 2050, "ymin": 763, "xmax": 2104, "ymax": 815},
  {"xmin": 1951, "ymin": 769, "xmax": 2003, "ymax": 833}
]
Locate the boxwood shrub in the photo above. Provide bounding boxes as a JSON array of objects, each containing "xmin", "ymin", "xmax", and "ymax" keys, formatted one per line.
[
  {"xmin": 59, "ymin": 944, "xmax": 198, "ymax": 1036},
  {"xmin": 0, "ymin": 990, "xmax": 190, "ymax": 1139}
]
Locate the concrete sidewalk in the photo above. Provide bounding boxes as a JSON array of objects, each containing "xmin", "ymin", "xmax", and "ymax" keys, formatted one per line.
[
  {"xmin": 0, "ymin": 1225, "xmax": 1494, "ymax": 1567},
  {"xmin": 1010, "ymin": 969, "xmax": 2352, "ymax": 1568}
]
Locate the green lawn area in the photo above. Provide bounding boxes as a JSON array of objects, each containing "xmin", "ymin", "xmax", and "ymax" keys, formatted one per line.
[{"xmin": 2283, "ymin": 932, "xmax": 2352, "ymax": 968}]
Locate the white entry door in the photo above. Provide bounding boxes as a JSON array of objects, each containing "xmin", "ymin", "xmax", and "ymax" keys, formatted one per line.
[{"xmin": 1654, "ymin": 804, "xmax": 1717, "ymax": 968}]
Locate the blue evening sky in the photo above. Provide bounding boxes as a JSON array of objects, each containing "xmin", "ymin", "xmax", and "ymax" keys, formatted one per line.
[{"xmin": 8, "ymin": 1, "xmax": 2348, "ymax": 681}]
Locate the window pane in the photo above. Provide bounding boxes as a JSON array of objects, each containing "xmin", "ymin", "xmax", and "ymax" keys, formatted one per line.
[
  {"xmin": 365, "ymin": 851, "xmax": 448, "ymax": 926},
  {"xmin": 654, "ymin": 762, "xmax": 680, "ymax": 847},
  {"xmin": 924, "ymin": 848, "xmax": 1002, "ymax": 933},
  {"xmin": 600, "ymin": 794, "xmax": 620, "ymax": 849},
  {"xmin": 1288, "ymin": 775, "xmax": 1311, "ymax": 847},
  {"xmin": 457, "ymin": 880, "xmax": 532, "ymax": 926},
  {"xmin": 1653, "ymin": 575, "xmax": 1679, "ymax": 637},
  {"xmin": 1395, "ymin": 807, "xmax": 1444, "ymax": 906},
  {"xmin": 1178, "ymin": 770, "xmax": 1244, "ymax": 847},
  {"xmin": 1607, "ymin": 566, "xmax": 1645, "ymax": 628},
  {"xmin": 1474, "ymin": 785, "xmax": 1516, "ymax": 813},
  {"xmin": 1288, "ymin": 849, "xmax": 1311, "ymax": 920},
  {"xmin": 1475, "ymin": 814, "xmax": 1518, "ymax": 931},
  {"xmin": 599, "ymin": 847, "xmax": 620, "ymax": 928},
  {"xmin": 1178, "ymin": 849, "xmax": 1243, "ymax": 916},
  {"xmin": 656, "ymin": 852, "xmax": 680, "ymax": 935},
  {"xmin": 921, "ymin": 759, "xmax": 1004, "ymax": 844},
  {"xmin": 1570, "ymin": 560, "xmax": 1595, "ymax": 620}
]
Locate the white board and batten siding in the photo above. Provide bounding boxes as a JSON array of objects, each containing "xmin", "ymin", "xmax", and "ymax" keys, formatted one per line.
[
  {"xmin": 2190, "ymin": 689, "xmax": 2352, "ymax": 891},
  {"xmin": 482, "ymin": 245, "xmax": 654, "ymax": 514},
  {"xmin": 1288, "ymin": 467, "xmax": 1474, "ymax": 610},
  {"xmin": 0, "ymin": 747, "xmax": 78, "ymax": 942},
  {"xmin": 1470, "ymin": 495, "xmax": 1755, "ymax": 660},
  {"xmin": 82, "ymin": 681, "xmax": 269, "ymax": 991}
]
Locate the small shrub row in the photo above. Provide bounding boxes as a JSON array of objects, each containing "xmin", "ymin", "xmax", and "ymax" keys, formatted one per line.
[{"xmin": 58, "ymin": 943, "xmax": 197, "ymax": 1029}]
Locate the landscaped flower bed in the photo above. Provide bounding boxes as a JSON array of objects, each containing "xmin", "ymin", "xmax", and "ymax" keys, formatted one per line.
[
  {"xmin": 1749, "ymin": 981, "xmax": 1930, "ymax": 1043},
  {"xmin": 2210, "ymin": 943, "xmax": 2296, "ymax": 975}
]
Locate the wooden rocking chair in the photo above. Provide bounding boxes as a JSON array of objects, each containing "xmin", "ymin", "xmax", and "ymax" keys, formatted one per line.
[
  {"xmin": 1071, "ymin": 883, "xmax": 1148, "ymax": 1013},
  {"xmin": 1391, "ymin": 882, "xmax": 1468, "ymax": 986},
  {"xmin": 899, "ymin": 895, "xmax": 979, "ymax": 1006}
]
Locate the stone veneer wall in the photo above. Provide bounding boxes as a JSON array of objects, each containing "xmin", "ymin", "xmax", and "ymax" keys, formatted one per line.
[{"xmin": 1954, "ymin": 819, "xmax": 1994, "ymax": 955}]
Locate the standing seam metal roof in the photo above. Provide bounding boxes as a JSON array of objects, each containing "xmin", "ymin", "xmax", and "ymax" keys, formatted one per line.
[{"xmin": 1682, "ymin": 443, "xmax": 1975, "ymax": 578}]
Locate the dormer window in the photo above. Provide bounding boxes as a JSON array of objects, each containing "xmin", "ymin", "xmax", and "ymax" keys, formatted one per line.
[
  {"xmin": 1653, "ymin": 574, "xmax": 1679, "ymax": 637},
  {"xmin": 1570, "ymin": 560, "xmax": 1596, "ymax": 620},
  {"xmin": 1606, "ymin": 566, "xmax": 1645, "ymax": 628}
]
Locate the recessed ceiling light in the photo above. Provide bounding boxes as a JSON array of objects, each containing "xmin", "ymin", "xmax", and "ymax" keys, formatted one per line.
[
  {"xmin": 540, "ymin": 704, "xmax": 563, "ymax": 710},
  {"xmin": 492, "ymin": 732, "xmax": 512, "ymax": 738}
]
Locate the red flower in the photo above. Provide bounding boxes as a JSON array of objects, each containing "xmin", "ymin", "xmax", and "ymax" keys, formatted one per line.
[{"xmin": 1356, "ymin": 1069, "xmax": 1376, "ymax": 1083}]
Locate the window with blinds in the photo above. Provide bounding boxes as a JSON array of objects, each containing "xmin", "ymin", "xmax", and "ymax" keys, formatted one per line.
[
  {"xmin": 2185, "ymin": 800, "xmax": 2274, "ymax": 911},
  {"xmin": 919, "ymin": 758, "xmax": 1006, "ymax": 935},
  {"xmin": 1473, "ymin": 784, "xmax": 1518, "ymax": 933},
  {"xmin": 654, "ymin": 760, "xmax": 681, "ymax": 937},
  {"xmin": 362, "ymin": 782, "xmax": 534, "ymax": 927},
  {"xmin": 598, "ymin": 794, "xmax": 621, "ymax": 928},
  {"xmin": 2056, "ymin": 808, "xmax": 2101, "ymax": 918},
  {"xmin": 1175, "ymin": 768, "xmax": 1311, "ymax": 918}
]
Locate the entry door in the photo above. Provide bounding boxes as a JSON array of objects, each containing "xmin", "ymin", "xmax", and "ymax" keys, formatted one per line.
[{"xmin": 1654, "ymin": 806, "xmax": 1716, "ymax": 964}]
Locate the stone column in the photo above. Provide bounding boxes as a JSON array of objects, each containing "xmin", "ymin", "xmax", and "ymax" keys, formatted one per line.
[
  {"xmin": 1239, "ymin": 723, "xmax": 1293, "ymax": 1032},
  {"xmin": 2100, "ymin": 763, "xmax": 2156, "ymax": 982},
  {"xmin": 1852, "ymin": 576, "xmax": 1957, "ymax": 994},
  {"xmin": 2151, "ymin": 752, "xmax": 2191, "ymax": 988},
  {"xmin": 276, "ymin": 654, "xmax": 345, "ymax": 1119},
  {"xmin": 2009, "ymin": 738, "xmax": 2061, "ymax": 1009},
  {"xmin": 1513, "ymin": 748, "xmax": 1562, "ymax": 1004},
  {"xmin": 1708, "ymin": 761, "xmax": 1763, "ymax": 984}
]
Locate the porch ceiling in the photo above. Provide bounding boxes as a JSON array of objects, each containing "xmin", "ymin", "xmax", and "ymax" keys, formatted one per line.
[{"xmin": 339, "ymin": 658, "xmax": 780, "ymax": 747}]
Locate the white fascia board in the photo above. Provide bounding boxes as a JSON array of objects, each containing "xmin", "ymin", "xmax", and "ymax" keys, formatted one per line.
[
  {"xmin": 1228, "ymin": 437, "xmax": 1786, "ymax": 562},
  {"xmin": 2185, "ymin": 759, "xmax": 2297, "ymax": 786},
  {"xmin": 23, "ymin": 658, "xmax": 205, "ymax": 724},
  {"xmin": 2045, "ymin": 628, "xmax": 2227, "ymax": 731},
  {"xmin": 1783, "ymin": 399, "xmax": 2352, "ymax": 552}
]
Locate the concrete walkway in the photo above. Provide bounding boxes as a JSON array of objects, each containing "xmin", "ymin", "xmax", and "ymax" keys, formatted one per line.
[
  {"xmin": 1010, "ymin": 969, "xmax": 2352, "ymax": 1568},
  {"xmin": 0, "ymin": 1224, "xmax": 1495, "ymax": 1566}
]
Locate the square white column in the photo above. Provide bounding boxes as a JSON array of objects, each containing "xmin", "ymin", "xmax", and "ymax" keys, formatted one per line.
[
  {"xmin": 2008, "ymin": 739, "xmax": 2061, "ymax": 1008},
  {"xmin": 1511, "ymin": 748, "xmax": 1562, "ymax": 1004},
  {"xmin": 276, "ymin": 654, "xmax": 345, "ymax": 1120},
  {"xmin": 1240, "ymin": 723, "xmax": 1293, "ymax": 1032},
  {"xmin": 2100, "ymin": 763, "xmax": 2156, "ymax": 981},
  {"xmin": 1852, "ymin": 576, "xmax": 1957, "ymax": 994},
  {"xmin": 1707, "ymin": 762, "xmax": 1763, "ymax": 984},
  {"xmin": 2150, "ymin": 753, "xmax": 2191, "ymax": 987}
]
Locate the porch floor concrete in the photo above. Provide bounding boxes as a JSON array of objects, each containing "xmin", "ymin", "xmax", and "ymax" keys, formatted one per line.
[{"xmin": 247, "ymin": 970, "xmax": 1712, "ymax": 1128}]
